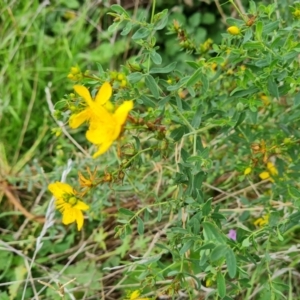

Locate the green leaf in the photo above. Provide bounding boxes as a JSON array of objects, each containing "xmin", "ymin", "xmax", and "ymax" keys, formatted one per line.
[
  {"xmin": 208, "ymin": 57, "xmax": 225, "ymax": 65},
  {"xmin": 230, "ymin": 87, "xmax": 259, "ymax": 97},
  {"xmin": 202, "ymin": 199, "xmax": 212, "ymax": 216},
  {"xmin": 119, "ymin": 208, "xmax": 135, "ymax": 216},
  {"xmin": 267, "ymin": 77, "xmax": 279, "ymax": 99},
  {"xmin": 255, "ymin": 21, "xmax": 263, "ymax": 40},
  {"xmin": 242, "ymin": 237, "xmax": 250, "ymax": 248},
  {"xmin": 203, "ymin": 221, "xmax": 226, "ymax": 243},
  {"xmin": 225, "ymin": 248, "xmax": 237, "ymax": 278},
  {"xmin": 202, "ymin": 12, "xmax": 215, "ymax": 24},
  {"xmin": 150, "ymin": 51, "xmax": 162, "ymax": 64},
  {"xmin": 293, "ymin": 92, "xmax": 300, "ymax": 107},
  {"xmin": 191, "ymin": 106, "xmax": 202, "ymax": 128},
  {"xmin": 186, "ymin": 68, "xmax": 202, "ymax": 87},
  {"xmin": 137, "ymin": 216, "xmax": 144, "ymax": 235},
  {"xmin": 179, "ymin": 240, "xmax": 194, "ymax": 255},
  {"xmin": 145, "ymin": 75, "xmax": 159, "ymax": 99},
  {"xmin": 0, "ymin": 292, "xmax": 9, "ymax": 300},
  {"xmin": 288, "ymin": 186, "xmax": 300, "ymax": 199},
  {"xmin": 150, "ymin": 62, "xmax": 177, "ymax": 74},
  {"xmin": 154, "ymin": 9, "xmax": 169, "ymax": 30},
  {"xmin": 107, "ymin": 22, "xmax": 120, "ymax": 33},
  {"xmin": 189, "ymin": 12, "xmax": 201, "ymax": 27},
  {"xmin": 128, "ymin": 72, "xmax": 143, "ymax": 84},
  {"xmin": 197, "ymin": 242, "xmax": 215, "ymax": 251},
  {"xmin": 210, "ymin": 244, "xmax": 226, "ymax": 261},
  {"xmin": 157, "ymin": 205, "xmax": 162, "ymax": 222},
  {"xmin": 200, "ymin": 73, "xmax": 209, "ymax": 94},
  {"xmin": 170, "ymin": 125, "xmax": 188, "ymax": 141},
  {"xmin": 96, "ymin": 63, "xmax": 104, "ymax": 76},
  {"xmin": 185, "ymin": 60, "xmax": 199, "ymax": 69},
  {"xmin": 243, "ymin": 41, "xmax": 264, "ymax": 50},
  {"xmin": 140, "ymin": 95, "xmax": 156, "ymax": 108},
  {"xmin": 132, "ymin": 27, "xmax": 151, "ymax": 40},
  {"xmin": 263, "ymin": 20, "xmax": 279, "ymax": 34},
  {"xmin": 217, "ymin": 271, "xmax": 226, "ymax": 298},
  {"xmin": 121, "ymin": 22, "xmax": 132, "ymax": 36},
  {"xmin": 110, "ymin": 4, "xmax": 129, "ymax": 17},
  {"xmin": 243, "ymin": 28, "xmax": 252, "ymax": 43}
]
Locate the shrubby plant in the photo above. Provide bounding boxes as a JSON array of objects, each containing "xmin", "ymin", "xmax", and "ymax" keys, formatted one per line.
[
  {"xmin": 47, "ymin": 0, "xmax": 300, "ymax": 298},
  {"xmin": 2, "ymin": 0, "xmax": 300, "ymax": 299}
]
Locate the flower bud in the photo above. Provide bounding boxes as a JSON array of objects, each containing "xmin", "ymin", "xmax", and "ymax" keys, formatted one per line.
[
  {"xmin": 227, "ymin": 26, "xmax": 240, "ymax": 35},
  {"xmin": 244, "ymin": 167, "xmax": 252, "ymax": 175}
]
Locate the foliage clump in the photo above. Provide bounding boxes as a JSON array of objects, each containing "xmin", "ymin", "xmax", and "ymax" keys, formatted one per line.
[{"xmin": 2, "ymin": 0, "xmax": 300, "ymax": 299}]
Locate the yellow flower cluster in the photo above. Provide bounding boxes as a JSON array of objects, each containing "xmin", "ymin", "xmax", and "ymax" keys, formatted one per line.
[
  {"xmin": 67, "ymin": 66, "xmax": 82, "ymax": 81},
  {"xmin": 69, "ymin": 82, "xmax": 133, "ymax": 158},
  {"xmin": 259, "ymin": 162, "xmax": 278, "ymax": 182},
  {"xmin": 254, "ymin": 214, "xmax": 269, "ymax": 227},
  {"xmin": 48, "ymin": 81, "xmax": 133, "ymax": 230}
]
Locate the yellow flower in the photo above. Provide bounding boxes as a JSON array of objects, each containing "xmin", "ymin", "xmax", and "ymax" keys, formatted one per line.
[
  {"xmin": 293, "ymin": 9, "xmax": 300, "ymax": 18},
  {"xmin": 259, "ymin": 171, "xmax": 270, "ymax": 180},
  {"xmin": 267, "ymin": 162, "xmax": 278, "ymax": 176},
  {"xmin": 128, "ymin": 290, "xmax": 150, "ymax": 300},
  {"xmin": 227, "ymin": 26, "xmax": 240, "ymax": 35},
  {"xmin": 259, "ymin": 162, "xmax": 278, "ymax": 182},
  {"xmin": 48, "ymin": 182, "xmax": 89, "ymax": 230},
  {"xmin": 70, "ymin": 82, "xmax": 133, "ymax": 157},
  {"xmin": 254, "ymin": 214, "xmax": 269, "ymax": 227},
  {"xmin": 69, "ymin": 82, "xmax": 114, "ymax": 129},
  {"xmin": 86, "ymin": 101, "xmax": 133, "ymax": 158},
  {"xmin": 244, "ymin": 167, "xmax": 252, "ymax": 175},
  {"xmin": 260, "ymin": 94, "xmax": 270, "ymax": 106}
]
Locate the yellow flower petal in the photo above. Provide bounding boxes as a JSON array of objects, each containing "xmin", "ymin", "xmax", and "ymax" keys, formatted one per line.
[
  {"xmin": 95, "ymin": 82, "xmax": 112, "ymax": 105},
  {"xmin": 86, "ymin": 124, "xmax": 118, "ymax": 145},
  {"xmin": 74, "ymin": 209, "xmax": 84, "ymax": 230},
  {"xmin": 62, "ymin": 208, "xmax": 76, "ymax": 225},
  {"xmin": 130, "ymin": 290, "xmax": 140, "ymax": 300},
  {"xmin": 267, "ymin": 162, "xmax": 278, "ymax": 176},
  {"xmin": 74, "ymin": 200, "xmax": 90, "ymax": 211},
  {"xmin": 92, "ymin": 140, "xmax": 114, "ymax": 158},
  {"xmin": 55, "ymin": 199, "xmax": 71, "ymax": 213},
  {"xmin": 48, "ymin": 182, "xmax": 74, "ymax": 199},
  {"xmin": 253, "ymin": 217, "xmax": 263, "ymax": 226},
  {"xmin": 74, "ymin": 85, "xmax": 93, "ymax": 107},
  {"xmin": 69, "ymin": 108, "xmax": 92, "ymax": 129},
  {"xmin": 113, "ymin": 100, "xmax": 133, "ymax": 125},
  {"xmin": 244, "ymin": 167, "xmax": 252, "ymax": 175},
  {"xmin": 259, "ymin": 171, "xmax": 270, "ymax": 180}
]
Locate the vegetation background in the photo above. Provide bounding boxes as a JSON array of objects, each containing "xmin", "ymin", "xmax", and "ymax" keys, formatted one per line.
[{"xmin": 1, "ymin": 0, "xmax": 300, "ymax": 299}]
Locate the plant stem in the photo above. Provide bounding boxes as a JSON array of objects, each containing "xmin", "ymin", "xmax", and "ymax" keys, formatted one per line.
[
  {"xmin": 229, "ymin": 0, "xmax": 247, "ymax": 23},
  {"xmin": 150, "ymin": 0, "xmax": 156, "ymax": 24}
]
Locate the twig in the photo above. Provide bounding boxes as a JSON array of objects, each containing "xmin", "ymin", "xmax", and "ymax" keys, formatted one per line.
[
  {"xmin": 214, "ymin": 0, "xmax": 227, "ymax": 24},
  {"xmin": 1, "ymin": 183, "xmax": 45, "ymax": 224},
  {"xmin": 45, "ymin": 83, "xmax": 90, "ymax": 157}
]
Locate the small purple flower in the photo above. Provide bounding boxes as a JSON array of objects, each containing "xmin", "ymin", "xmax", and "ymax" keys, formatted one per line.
[{"xmin": 228, "ymin": 229, "xmax": 237, "ymax": 241}]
